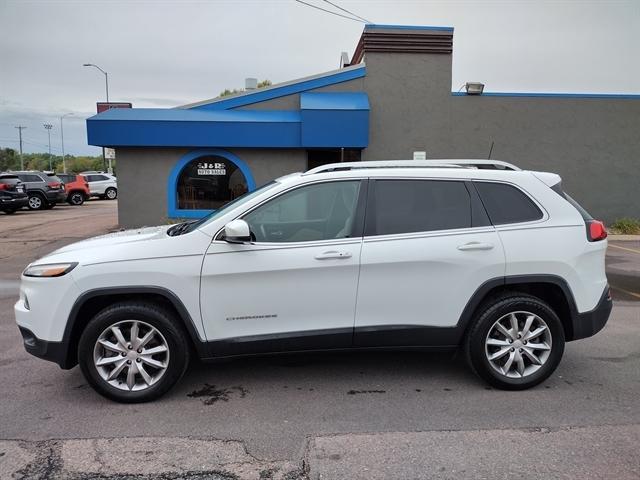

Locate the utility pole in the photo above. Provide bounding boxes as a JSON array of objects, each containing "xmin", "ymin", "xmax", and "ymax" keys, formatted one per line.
[
  {"xmin": 14, "ymin": 126, "xmax": 26, "ymax": 170},
  {"xmin": 60, "ymin": 113, "xmax": 73, "ymax": 173},
  {"xmin": 44, "ymin": 124, "xmax": 53, "ymax": 171}
]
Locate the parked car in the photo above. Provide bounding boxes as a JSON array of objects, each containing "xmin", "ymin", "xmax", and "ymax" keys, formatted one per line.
[
  {"xmin": 58, "ymin": 173, "xmax": 91, "ymax": 206},
  {"xmin": 81, "ymin": 171, "xmax": 117, "ymax": 200},
  {"xmin": 0, "ymin": 173, "xmax": 29, "ymax": 214},
  {"xmin": 15, "ymin": 160, "xmax": 611, "ymax": 402},
  {"xmin": 13, "ymin": 171, "xmax": 66, "ymax": 210}
]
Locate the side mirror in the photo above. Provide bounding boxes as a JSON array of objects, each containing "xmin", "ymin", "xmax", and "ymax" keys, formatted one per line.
[{"xmin": 223, "ymin": 219, "xmax": 252, "ymax": 244}]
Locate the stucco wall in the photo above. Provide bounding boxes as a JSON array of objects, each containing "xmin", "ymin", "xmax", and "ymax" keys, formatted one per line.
[{"xmin": 360, "ymin": 49, "xmax": 640, "ymax": 222}]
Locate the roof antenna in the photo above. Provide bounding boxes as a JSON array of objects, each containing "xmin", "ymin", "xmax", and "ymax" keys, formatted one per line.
[{"xmin": 487, "ymin": 140, "xmax": 495, "ymax": 159}]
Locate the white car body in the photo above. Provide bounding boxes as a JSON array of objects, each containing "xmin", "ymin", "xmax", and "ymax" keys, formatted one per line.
[
  {"xmin": 15, "ymin": 160, "xmax": 612, "ymax": 398},
  {"xmin": 82, "ymin": 172, "xmax": 117, "ymax": 197}
]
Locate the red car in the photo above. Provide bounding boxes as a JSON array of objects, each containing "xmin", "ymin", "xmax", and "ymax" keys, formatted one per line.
[{"xmin": 58, "ymin": 173, "xmax": 91, "ymax": 206}]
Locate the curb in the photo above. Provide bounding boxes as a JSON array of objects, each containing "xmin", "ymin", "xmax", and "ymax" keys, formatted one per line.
[{"xmin": 608, "ymin": 234, "xmax": 640, "ymax": 241}]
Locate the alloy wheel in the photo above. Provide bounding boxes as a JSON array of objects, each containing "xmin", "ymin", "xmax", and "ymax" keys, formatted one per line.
[
  {"xmin": 93, "ymin": 320, "xmax": 170, "ymax": 392},
  {"xmin": 28, "ymin": 196, "xmax": 42, "ymax": 209},
  {"xmin": 485, "ymin": 311, "xmax": 552, "ymax": 379},
  {"xmin": 106, "ymin": 188, "xmax": 117, "ymax": 199}
]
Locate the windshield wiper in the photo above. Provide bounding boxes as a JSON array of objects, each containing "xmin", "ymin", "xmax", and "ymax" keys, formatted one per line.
[{"xmin": 167, "ymin": 221, "xmax": 195, "ymax": 237}]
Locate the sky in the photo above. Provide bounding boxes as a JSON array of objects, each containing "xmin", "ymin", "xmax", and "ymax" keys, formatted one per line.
[{"xmin": 0, "ymin": 0, "xmax": 638, "ymax": 156}]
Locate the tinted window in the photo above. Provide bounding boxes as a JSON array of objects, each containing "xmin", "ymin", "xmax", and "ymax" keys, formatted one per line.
[
  {"xmin": 475, "ymin": 182, "xmax": 543, "ymax": 225},
  {"xmin": 0, "ymin": 176, "xmax": 20, "ymax": 185},
  {"xmin": 85, "ymin": 175, "xmax": 99, "ymax": 182},
  {"xmin": 19, "ymin": 174, "xmax": 42, "ymax": 182},
  {"xmin": 244, "ymin": 181, "xmax": 361, "ymax": 243},
  {"xmin": 59, "ymin": 174, "xmax": 76, "ymax": 183},
  {"xmin": 367, "ymin": 180, "xmax": 471, "ymax": 236}
]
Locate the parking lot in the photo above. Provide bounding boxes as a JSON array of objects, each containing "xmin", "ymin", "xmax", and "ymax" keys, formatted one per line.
[{"xmin": 1, "ymin": 203, "xmax": 639, "ymax": 479}]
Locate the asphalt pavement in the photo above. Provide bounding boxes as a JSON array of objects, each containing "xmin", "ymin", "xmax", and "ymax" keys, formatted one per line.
[{"xmin": 1, "ymin": 202, "xmax": 639, "ymax": 479}]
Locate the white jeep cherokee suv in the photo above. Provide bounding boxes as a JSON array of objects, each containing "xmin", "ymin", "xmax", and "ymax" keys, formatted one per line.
[{"xmin": 15, "ymin": 160, "xmax": 612, "ymax": 402}]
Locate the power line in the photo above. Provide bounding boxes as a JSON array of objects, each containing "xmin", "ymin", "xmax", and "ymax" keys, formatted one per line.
[
  {"xmin": 293, "ymin": 0, "xmax": 364, "ymax": 23},
  {"xmin": 322, "ymin": 0, "xmax": 371, "ymax": 23}
]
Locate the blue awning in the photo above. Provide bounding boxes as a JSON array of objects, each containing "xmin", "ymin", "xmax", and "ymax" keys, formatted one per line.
[{"xmin": 86, "ymin": 67, "xmax": 370, "ymax": 149}]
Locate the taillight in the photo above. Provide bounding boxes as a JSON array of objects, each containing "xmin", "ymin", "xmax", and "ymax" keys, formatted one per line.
[
  {"xmin": 0, "ymin": 184, "xmax": 7, "ymax": 190},
  {"xmin": 47, "ymin": 182, "xmax": 61, "ymax": 190},
  {"xmin": 586, "ymin": 220, "xmax": 607, "ymax": 242}
]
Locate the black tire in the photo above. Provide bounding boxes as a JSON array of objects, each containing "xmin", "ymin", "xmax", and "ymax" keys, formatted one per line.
[
  {"xmin": 465, "ymin": 293, "xmax": 565, "ymax": 390},
  {"xmin": 27, "ymin": 194, "xmax": 45, "ymax": 210},
  {"xmin": 105, "ymin": 187, "xmax": 117, "ymax": 200},
  {"xmin": 78, "ymin": 301, "xmax": 190, "ymax": 403},
  {"xmin": 68, "ymin": 192, "xmax": 85, "ymax": 206}
]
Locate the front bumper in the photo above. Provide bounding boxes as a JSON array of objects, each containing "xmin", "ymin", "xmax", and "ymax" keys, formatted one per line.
[
  {"xmin": 571, "ymin": 286, "xmax": 613, "ymax": 341},
  {"xmin": 18, "ymin": 326, "xmax": 68, "ymax": 368}
]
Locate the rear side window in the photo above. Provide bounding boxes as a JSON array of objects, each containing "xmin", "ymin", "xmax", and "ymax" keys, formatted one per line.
[
  {"xmin": 366, "ymin": 180, "xmax": 472, "ymax": 236},
  {"xmin": 475, "ymin": 182, "xmax": 543, "ymax": 225},
  {"xmin": 59, "ymin": 174, "xmax": 76, "ymax": 183},
  {"xmin": 19, "ymin": 174, "xmax": 43, "ymax": 182}
]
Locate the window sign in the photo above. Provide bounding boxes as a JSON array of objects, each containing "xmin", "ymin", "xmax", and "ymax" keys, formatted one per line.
[{"xmin": 177, "ymin": 155, "xmax": 248, "ymax": 210}]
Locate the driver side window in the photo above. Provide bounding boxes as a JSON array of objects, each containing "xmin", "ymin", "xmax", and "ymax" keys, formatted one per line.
[{"xmin": 243, "ymin": 181, "xmax": 361, "ymax": 243}]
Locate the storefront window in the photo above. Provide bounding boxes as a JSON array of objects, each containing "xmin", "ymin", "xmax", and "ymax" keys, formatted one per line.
[{"xmin": 177, "ymin": 155, "xmax": 249, "ymax": 210}]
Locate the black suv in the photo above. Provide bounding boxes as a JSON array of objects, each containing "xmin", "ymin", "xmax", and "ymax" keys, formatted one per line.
[
  {"xmin": 0, "ymin": 174, "xmax": 29, "ymax": 214},
  {"xmin": 14, "ymin": 171, "xmax": 66, "ymax": 210}
]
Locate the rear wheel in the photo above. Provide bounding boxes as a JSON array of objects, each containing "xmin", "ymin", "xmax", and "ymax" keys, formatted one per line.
[
  {"xmin": 68, "ymin": 192, "xmax": 85, "ymax": 205},
  {"xmin": 465, "ymin": 293, "xmax": 565, "ymax": 390},
  {"xmin": 78, "ymin": 302, "xmax": 190, "ymax": 403},
  {"xmin": 27, "ymin": 194, "xmax": 45, "ymax": 210},
  {"xmin": 105, "ymin": 187, "xmax": 117, "ymax": 200}
]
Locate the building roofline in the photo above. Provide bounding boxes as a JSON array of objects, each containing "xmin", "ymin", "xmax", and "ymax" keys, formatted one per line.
[
  {"xmin": 179, "ymin": 63, "xmax": 366, "ymax": 111},
  {"xmin": 451, "ymin": 91, "xmax": 640, "ymax": 99},
  {"xmin": 364, "ymin": 24, "xmax": 454, "ymax": 32}
]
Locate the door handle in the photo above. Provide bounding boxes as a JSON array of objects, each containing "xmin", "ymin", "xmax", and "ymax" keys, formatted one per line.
[
  {"xmin": 315, "ymin": 251, "xmax": 352, "ymax": 260},
  {"xmin": 457, "ymin": 242, "xmax": 494, "ymax": 251}
]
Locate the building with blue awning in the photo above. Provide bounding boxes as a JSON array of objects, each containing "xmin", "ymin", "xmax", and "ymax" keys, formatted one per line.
[{"xmin": 87, "ymin": 24, "xmax": 640, "ymax": 227}]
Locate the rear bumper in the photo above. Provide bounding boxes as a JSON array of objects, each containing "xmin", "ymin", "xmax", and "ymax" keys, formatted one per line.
[
  {"xmin": 0, "ymin": 196, "xmax": 28, "ymax": 209},
  {"xmin": 571, "ymin": 286, "xmax": 613, "ymax": 341},
  {"xmin": 45, "ymin": 191, "xmax": 66, "ymax": 203},
  {"xmin": 18, "ymin": 326, "xmax": 69, "ymax": 368}
]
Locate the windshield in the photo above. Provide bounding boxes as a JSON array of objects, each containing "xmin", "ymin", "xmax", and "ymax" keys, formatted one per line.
[{"xmin": 171, "ymin": 181, "xmax": 280, "ymax": 235}]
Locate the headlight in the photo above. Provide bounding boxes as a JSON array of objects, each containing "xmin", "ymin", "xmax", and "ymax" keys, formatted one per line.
[{"xmin": 23, "ymin": 262, "xmax": 78, "ymax": 278}]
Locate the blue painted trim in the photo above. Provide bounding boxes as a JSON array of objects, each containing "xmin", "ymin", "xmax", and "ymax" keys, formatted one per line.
[
  {"xmin": 190, "ymin": 65, "xmax": 366, "ymax": 111},
  {"xmin": 300, "ymin": 92, "xmax": 370, "ymax": 110},
  {"xmin": 167, "ymin": 148, "xmax": 256, "ymax": 219},
  {"xmin": 451, "ymin": 91, "xmax": 640, "ymax": 99},
  {"xmin": 365, "ymin": 24, "xmax": 454, "ymax": 32}
]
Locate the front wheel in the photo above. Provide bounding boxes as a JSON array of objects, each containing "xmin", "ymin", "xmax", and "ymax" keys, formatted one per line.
[
  {"xmin": 465, "ymin": 293, "xmax": 565, "ymax": 390},
  {"xmin": 105, "ymin": 187, "xmax": 117, "ymax": 200},
  {"xmin": 78, "ymin": 302, "xmax": 190, "ymax": 403}
]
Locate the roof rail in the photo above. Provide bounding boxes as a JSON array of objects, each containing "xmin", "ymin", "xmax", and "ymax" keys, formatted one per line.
[{"xmin": 303, "ymin": 159, "xmax": 521, "ymax": 175}]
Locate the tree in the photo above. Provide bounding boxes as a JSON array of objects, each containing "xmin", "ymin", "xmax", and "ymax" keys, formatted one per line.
[
  {"xmin": 0, "ymin": 148, "xmax": 108, "ymax": 174},
  {"xmin": 219, "ymin": 79, "xmax": 273, "ymax": 98}
]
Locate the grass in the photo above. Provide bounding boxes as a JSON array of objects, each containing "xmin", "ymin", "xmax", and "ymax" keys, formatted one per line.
[{"xmin": 609, "ymin": 217, "xmax": 640, "ymax": 235}]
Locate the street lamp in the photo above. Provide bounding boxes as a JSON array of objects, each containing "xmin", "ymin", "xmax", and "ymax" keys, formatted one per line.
[
  {"xmin": 83, "ymin": 62, "xmax": 109, "ymax": 170},
  {"xmin": 60, "ymin": 113, "xmax": 73, "ymax": 173},
  {"xmin": 43, "ymin": 123, "xmax": 53, "ymax": 171},
  {"xmin": 83, "ymin": 63, "xmax": 109, "ymax": 102}
]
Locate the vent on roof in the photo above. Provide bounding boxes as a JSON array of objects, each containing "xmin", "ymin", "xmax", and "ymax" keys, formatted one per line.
[{"xmin": 245, "ymin": 78, "xmax": 258, "ymax": 90}]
